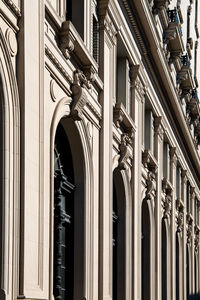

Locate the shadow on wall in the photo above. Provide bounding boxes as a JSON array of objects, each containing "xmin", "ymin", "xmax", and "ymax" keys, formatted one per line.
[{"xmin": 188, "ymin": 294, "xmax": 200, "ymax": 299}]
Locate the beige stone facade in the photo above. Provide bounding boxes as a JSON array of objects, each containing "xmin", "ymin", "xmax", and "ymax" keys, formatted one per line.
[{"xmin": 0, "ymin": 0, "xmax": 200, "ymax": 299}]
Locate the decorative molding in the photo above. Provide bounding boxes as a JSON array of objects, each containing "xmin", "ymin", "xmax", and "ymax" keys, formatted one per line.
[
  {"xmin": 86, "ymin": 100, "xmax": 102, "ymax": 121},
  {"xmin": 50, "ymin": 79, "xmax": 60, "ymax": 102},
  {"xmin": 5, "ymin": 28, "xmax": 17, "ymax": 57},
  {"xmin": 70, "ymin": 69, "xmax": 90, "ymax": 120},
  {"xmin": 45, "ymin": 45, "xmax": 73, "ymax": 83},
  {"xmin": 3, "ymin": 0, "xmax": 21, "ymax": 17}
]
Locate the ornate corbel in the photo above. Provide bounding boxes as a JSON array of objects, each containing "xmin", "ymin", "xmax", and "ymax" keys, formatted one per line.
[
  {"xmin": 59, "ymin": 21, "xmax": 75, "ymax": 59},
  {"xmin": 162, "ymin": 178, "xmax": 172, "ymax": 219},
  {"xmin": 142, "ymin": 149, "xmax": 158, "ymax": 174},
  {"xmin": 70, "ymin": 69, "xmax": 90, "ymax": 120}
]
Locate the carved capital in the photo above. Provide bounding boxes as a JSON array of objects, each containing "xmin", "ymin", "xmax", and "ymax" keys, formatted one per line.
[
  {"xmin": 103, "ymin": 14, "xmax": 118, "ymax": 44},
  {"xmin": 181, "ymin": 169, "xmax": 187, "ymax": 183},
  {"xmin": 170, "ymin": 147, "xmax": 176, "ymax": 164},
  {"xmin": 154, "ymin": 116, "xmax": 164, "ymax": 139},
  {"xmin": 70, "ymin": 69, "xmax": 90, "ymax": 120},
  {"xmin": 98, "ymin": 0, "xmax": 110, "ymax": 19}
]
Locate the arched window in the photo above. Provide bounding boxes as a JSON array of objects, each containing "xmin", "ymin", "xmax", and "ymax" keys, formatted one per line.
[
  {"xmin": 54, "ymin": 123, "xmax": 75, "ymax": 300},
  {"xmin": 53, "ymin": 120, "xmax": 86, "ymax": 300},
  {"xmin": 112, "ymin": 169, "xmax": 126, "ymax": 300},
  {"xmin": 176, "ymin": 233, "xmax": 180, "ymax": 300},
  {"xmin": 142, "ymin": 200, "xmax": 150, "ymax": 300},
  {"xmin": 162, "ymin": 219, "xmax": 167, "ymax": 300},
  {"xmin": 186, "ymin": 244, "xmax": 190, "ymax": 299}
]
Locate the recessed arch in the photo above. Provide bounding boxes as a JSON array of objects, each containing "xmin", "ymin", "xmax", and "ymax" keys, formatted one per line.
[
  {"xmin": 50, "ymin": 100, "xmax": 94, "ymax": 300},
  {"xmin": 112, "ymin": 166, "xmax": 132, "ymax": 300},
  {"xmin": 0, "ymin": 28, "xmax": 20, "ymax": 300},
  {"xmin": 141, "ymin": 199, "xmax": 151, "ymax": 300}
]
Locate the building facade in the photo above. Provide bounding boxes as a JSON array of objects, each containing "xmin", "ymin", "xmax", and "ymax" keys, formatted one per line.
[{"xmin": 0, "ymin": 0, "xmax": 200, "ymax": 299}]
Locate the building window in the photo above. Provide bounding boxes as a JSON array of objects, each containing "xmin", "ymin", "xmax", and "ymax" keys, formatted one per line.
[
  {"xmin": 145, "ymin": 109, "xmax": 154, "ymax": 155},
  {"xmin": 92, "ymin": 1, "xmax": 99, "ymax": 63},
  {"xmin": 141, "ymin": 201, "xmax": 150, "ymax": 300},
  {"xmin": 162, "ymin": 219, "xmax": 167, "ymax": 300},
  {"xmin": 66, "ymin": 0, "xmax": 84, "ymax": 39},
  {"xmin": 112, "ymin": 169, "xmax": 126, "ymax": 300},
  {"xmin": 54, "ymin": 123, "xmax": 75, "ymax": 300},
  {"xmin": 163, "ymin": 141, "xmax": 170, "ymax": 181},
  {"xmin": 116, "ymin": 57, "xmax": 132, "ymax": 115}
]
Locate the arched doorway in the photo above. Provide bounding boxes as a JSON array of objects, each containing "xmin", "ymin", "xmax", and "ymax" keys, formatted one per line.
[
  {"xmin": 176, "ymin": 233, "xmax": 180, "ymax": 300},
  {"xmin": 186, "ymin": 244, "xmax": 190, "ymax": 299},
  {"xmin": 53, "ymin": 120, "xmax": 85, "ymax": 300},
  {"xmin": 141, "ymin": 200, "xmax": 151, "ymax": 300},
  {"xmin": 0, "ymin": 28, "xmax": 20, "ymax": 300},
  {"xmin": 162, "ymin": 219, "xmax": 167, "ymax": 300},
  {"xmin": 112, "ymin": 169, "xmax": 126, "ymax": 300}
]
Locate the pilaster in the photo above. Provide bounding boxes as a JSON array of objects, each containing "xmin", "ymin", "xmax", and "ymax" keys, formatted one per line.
[
  {"xmin": 170, "ymin": 147, "xmax": 177, "ymax": 300},
  {"xmin": 154, "ymin": 116, "xmax": 164, "ymax": 300},
  {"xmin": 98, "ymin": 3, "xmax": 117, "ymax": 300},
  {"xmin": 181, "ymin": 170, "xmax": 187, "ymax": 300}
]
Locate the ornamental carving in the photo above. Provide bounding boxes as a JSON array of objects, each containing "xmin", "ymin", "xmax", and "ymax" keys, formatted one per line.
[
  {"xmin": 70, "ymin": 69, "xmax": 90, "ymax": 120},
  {"xmin": 118, "ymin": 132, "xmax": 134, "ymax": 170},
  {"xmin": 143, "ymin": 150, "xmax": 157, "ymax": 201},
  {"xmin": 176, "ymin": 198, "xmax": 184, "ymax": 233},
  {"xmin": 162, "ymin": 178, "xmax": 172, "ymax": 219},
  {"xmin": 186, "ymin": 213, "xmax": 193, "ymax": 244},
  {"xmin": 194, "ymin": 225, "xmax": 200, "ymax": 252}
]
